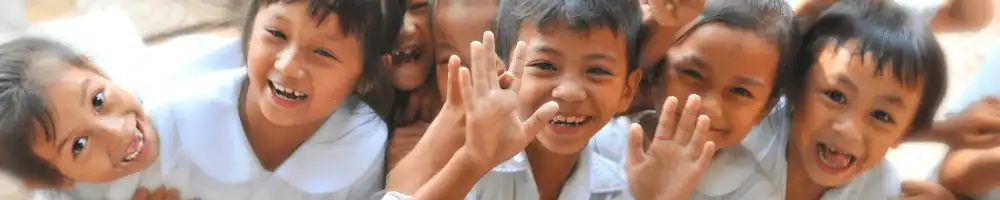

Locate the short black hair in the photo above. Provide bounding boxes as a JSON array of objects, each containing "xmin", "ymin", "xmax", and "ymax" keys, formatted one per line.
[
  {"xmin": 648, "ymin": 0, "xmax": 797, "ymax": 102},
  {"xmin": 494, "ymin": 0, "xmax": 643, "ymax": 73},
  {"xmin": 786, "ymin": 1, "xmax": 947, "ymax": 132},
  {"xmin": 0, "ymin": 37, "xmax": 102, "ymax": 187},
  {"xmin": 241, "ymin": 0, "xmax": 406, "ymax": 121}
]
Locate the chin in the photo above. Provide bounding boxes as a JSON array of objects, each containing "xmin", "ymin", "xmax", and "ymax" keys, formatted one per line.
[{"xmin": 535, "ymin": 134, "xmax": 590, "ymax": 155}]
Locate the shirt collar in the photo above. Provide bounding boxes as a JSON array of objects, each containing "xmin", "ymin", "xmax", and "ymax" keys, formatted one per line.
[
  {"xmin": 696, "ymin": 109, "xmax": 789, "ymax": 196},
  {"xmin": 489, "ymin": 144, "xmax": 629, "ymax": 197},
  {"xmin": 149, "ymin": 68, "xmax": 387, "ymax": 194}
]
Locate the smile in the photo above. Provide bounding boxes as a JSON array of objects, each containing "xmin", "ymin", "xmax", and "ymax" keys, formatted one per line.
[
  {"xmin": 268, "ymin": 80, "xmax": 309, "ymax": 101},
  {"xmin": 123, "ymin": 121, "xmax": 145, "ymax": 162},
  {"xmin": 549, "ymin": 114, "xmax": 593, "ymax": 126},
  {"xmin": 391, "ymin": 48, "xmax": 423, "ymax": 63},
  {"xmin": 817, "ymin": 142, "xmax": 856, "ymax": 169}
]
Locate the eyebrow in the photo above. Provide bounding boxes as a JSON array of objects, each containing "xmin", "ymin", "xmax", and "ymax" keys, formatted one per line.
[
  {"xmin": 679, "ymin": 55, "xmax": 709, "ymax": 70},
  {"xmin": 879, "ymin": 95, "xmax": 907, "ymax": 109},
  {"xmin": 535, "ymin": 46, "xmax": 617, "ymax": 63},
  {"xmin": 836, "ymin": 75, "xmax": 859, "ymax": 92},
  {"xmin": 736, "ymin": 76, "xmax": 765, "ymax": 87},
  {"xmin": 535, "ymin": 46, "xmax": 565, "ymax": 58},
  {"xmin": 79, "ymin": 78, "xmax": 91, "ymax": 107}
]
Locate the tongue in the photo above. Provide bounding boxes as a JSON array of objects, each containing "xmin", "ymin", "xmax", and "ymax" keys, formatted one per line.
[
  {"xmin": 823, "ymin": 150, "xmax": 851, "ymax": 168},
  {"xmin": 126, "ymin": 137, "xmax": 139, "ymax": 154}
]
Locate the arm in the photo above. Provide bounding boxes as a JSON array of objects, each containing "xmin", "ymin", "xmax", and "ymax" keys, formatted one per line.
[
  {"xmin": 385, "ymin": 109, "xmax": 466, "ymax": 194},
  {"xmin": 409, "ymin": 150, "xmax": 491, "ymax": 200},
  {"xmin": 930, "ymin": 0, "xmax": 995, "ymax": 33},
  {"xmin": 938, "ymin": 147, "xmax": 1000, "ymax": 197}
]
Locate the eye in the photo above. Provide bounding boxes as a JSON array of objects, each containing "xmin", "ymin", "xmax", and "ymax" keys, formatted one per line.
[
  {"xmin": 313, "ymin": 49, "xmax": 338, "ymax": 60},
  {"xmin": 824, "ymin": 90, "xmax": 847, "ymax": 104},
  {"xmin": 408, "ymin": 2, "xmax": 429, "ymax": 10},
  {"xmin": 71, "ymin": 137, "xmax": 88, "ymax": 156},
  {"xmin": 527, "ymin": 62, "xmax": 556, "ymax": 71},
  {"xmin": 585, "ymin": 66, "xmax": 612, "ymax": 75},
  {"xmin": 265, "ymin": 28, "xmax": 288, "ymax": 40},
  {"xmin": 92, "ymin": 90, "xmax": 105, "ymax": 112},
  {"xmin": 729, "ymin": 87, "xmax": 754, "ymax": 98},
  {"xmin": 679, "ymin": 69, "xmax": 704, "ymax": 80},
  {"xmin": 871, "ymin": 110, "xmax": 895, "ymax": 123}
]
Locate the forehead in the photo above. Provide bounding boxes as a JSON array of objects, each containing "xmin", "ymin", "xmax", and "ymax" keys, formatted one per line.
[
  {"xmin": 260, "ymin": 2, "xmax": 352, "ymax": 40},
  {"xmin": 519, "ymin": 23, "xmax": 628, "ymax": 61},
  {"xmin": 672, "ymin": 23, "xmax": 780, "ymax": 77},
  {"xmin": 432, "ymin": 0, "xmax": 497, "ymax": 51},
  {"xmin": 813, "ymin": 40, "xmax": 926, "ymax": 98}
]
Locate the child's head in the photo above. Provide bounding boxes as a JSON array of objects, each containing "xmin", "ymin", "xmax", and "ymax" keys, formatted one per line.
[
  {"xmin": 391, "ymin": 0, "xmax": 433, "ymax": 91},
  {"xmin": 496, "ymin": 0, "xmax": 643, "ymax": 154},
  {"xmin": 241, "ymin": 0, "xmax": 404, "ymax": 126},
  {"xmin": 785, "ymin": 1, "xmax": 947, "ymax": 187},
  {"xmin": 646, "ymin": 0, "xmax": 795, "ymax": 149},
  {"xmin": 0, "ymin": 38, "xmax": 160, "ymax": 188},
  {"xmin": 431, "ymin": 0, "xmax": 501, "ymax": 99}
]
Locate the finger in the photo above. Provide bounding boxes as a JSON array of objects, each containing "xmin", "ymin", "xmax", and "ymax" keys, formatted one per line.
[
  {"xmin": 445, "ymin": 55, "xmax": 463, "ymax": 103},
  {"xmin": 470, "ymin": 41, "xmax": 490, "ymax": 97},
  {"xmin": 654, "ymin": 96, "xmax": 679, "ymax": 141},
  {"xmin": 498, "ymin": 72, "xmax": 516, "ymax": 90},
  {"xmin": 674, "ymin": 94, "xmax": 703, "ymax": 143},
  {"xmin": 150, "ymin": 187, "xmax": 167, "ymax": 200},
  {"xmin": 627, "ymin": 123, "xmax": 647, "ymax": 168},
  {"xmin": 164, "ymin": 189, "xmax": 180, "ymax": 200},
  {"xmin": 900, "ymin": 180, "xmax": 928, "ymax": 197},
  {"xmin": 687, "ymin": 115, "xmax": 711, "ymax": 157},
  {"xmin": 506, "ymin": 41, "xmax": 528, "ymax": 92},
  {"xmin": 695, "ymin": 141, "xmax": 717, "ymax": 173},
  {"xmin": 458, "ymin": 67, "xmax": 476, "ymax": 112},
  {"xmin": 521, "ymin": 101, "xmax": 560, "ymax": 140},
  {"xmin": 979, "ymin": 115, "xmax": 1000, "ymax": 132},
  {"xmin": 481, "ymin": 31, "xmax": 500, "ymax": 89},
  {"xmin": 131, "ymin": 188, "xmax": 150, "ymax": 200}
]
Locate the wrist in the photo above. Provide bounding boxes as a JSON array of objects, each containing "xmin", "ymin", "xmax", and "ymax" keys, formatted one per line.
[{"xmin": 454, "ymin": 147, "xmax": 495, "ymax": 176}]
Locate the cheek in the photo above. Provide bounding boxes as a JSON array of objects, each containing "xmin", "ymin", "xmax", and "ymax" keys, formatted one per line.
[
  {"xmin": 246, "ymin": 37, "xmax": 279, "ymax": 79},
  {"xmin": 517, "ymin": 77, "xmax": 554, "ymax": 116}
]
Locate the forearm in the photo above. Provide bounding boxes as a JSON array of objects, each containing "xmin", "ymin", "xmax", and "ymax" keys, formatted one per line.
[
  {"xmin": 906, "ymin": 120, "xmax": 959, "ymax": 143},
  {"xmin": 938, "ymin": 147, "xmax": 1000, "ymax": 196},
  {"xmin": 931, "ymin": 0, "xmax": 995, "ymax": 33},
  {"xmin": 386, "ymin": 113, "xmax": 466, "ymax": 194},
  {"xmin": 638, "ymin": 24, "xmax": 680, "ymax": 71},
  {"xmin": 410, "ymin": 151, "xmax": 489, "ymax": 200}
]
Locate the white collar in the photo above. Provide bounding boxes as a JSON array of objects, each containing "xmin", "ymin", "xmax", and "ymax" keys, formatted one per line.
[
  {"xmin": 490, "ymin": 145, "xmax": 629, "ymax": 198},
  {"xmin": 696, "ymin": 113, "xmax": 787, "ymax": 196},
  {"xmin": 152, "ymin": 68, "xmax": 387, "ymax": 194}
]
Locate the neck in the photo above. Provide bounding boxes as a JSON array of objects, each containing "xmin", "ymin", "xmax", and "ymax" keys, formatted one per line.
[
  {"xmin": 526, "ymin": 141, "xmax": 581, "ymax": 200},
  {"xmin": 785, "ymin": 141, "xmax": 828, "ymax": 200},
  {"xmin": 239, "ymin": 80, "xmax": 325, "ymax": 171}
]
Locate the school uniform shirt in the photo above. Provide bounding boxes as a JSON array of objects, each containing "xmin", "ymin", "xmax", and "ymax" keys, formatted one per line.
[
  {"xmin": 381, "ymin": 141, "xmax": 634, "ymax": 200},
  {"xmin": 690, "ymin": 112, "xmax": 902, "ymax": 200},
  {"xmin": 72, "ymin": 68, "xmax": 389, "ymax": 200},
  {"xmin": 783, "ymin": 0, "xmax": 942, "ymax": 23}
]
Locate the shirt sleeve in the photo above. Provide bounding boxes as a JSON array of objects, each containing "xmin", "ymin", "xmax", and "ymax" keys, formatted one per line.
[{"xmin": 379, "ymin": 191, "xmax": 413, "ymax": 200}]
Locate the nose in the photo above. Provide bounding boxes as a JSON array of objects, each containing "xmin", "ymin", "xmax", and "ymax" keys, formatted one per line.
[
  {"xmin": 94, "ymin": 115, "xmax": 132, "ymax": 158},
  {"xmin": 699, "ymin": 93, "xmax": 724, "ymax": 125},
  {"xmin": 831, "ymin": 114, "xmax": 863, "ymax": 143},
  {"xmin": 551, "ymin": 77, "xmax": 586, "ymax": 104},
  {"xmin": 399, "ymin": 16, "xmax": 420, "ymax": 44},
  {"xmin": 274, "ymin": 46, "xmax": 305, "ymax": 78}
]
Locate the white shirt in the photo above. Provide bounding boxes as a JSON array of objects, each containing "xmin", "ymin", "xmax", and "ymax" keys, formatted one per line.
[
  {"xmin": 382, "ymin": 140, "xmax": 633, "ymax": 200},
  {"xmin": 783, "ymin": 0, "xmax": 943, "ymax": 23},
  {"xmin": 72, "ymin": 68, "xmax": 389, "ymax": 200},
  {"xmin": 690, "ymin": 112, "xmax": 902, "ymax": 200}
]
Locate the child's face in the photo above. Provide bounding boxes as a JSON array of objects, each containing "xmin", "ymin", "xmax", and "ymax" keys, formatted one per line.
[
  {"xmin": 30, "ymin": 65, "xmax": 160, "ymax": 184},
  {"xmin": 431, "ymin": 0, "xmax": 498, "ymax": 99},
  {"xmin": 391, "ymin": 0, "xmax": 433, "ymax": 90},
  {"xmin": 790, "ymin": 40, "xmax": 925, "ymax": 186},
  {"xmin": 656, "ymin": 23, "xmax": 780, "ymax": 149},
  {"xmin": 517, "ymin": 23, "xmax": 639, "ymax": 154},
  {"xmin": 246, "ymin": 2, "xmax": 364, "ymax": 126}
]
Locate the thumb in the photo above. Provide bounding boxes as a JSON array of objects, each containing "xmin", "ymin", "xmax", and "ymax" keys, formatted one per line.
[
  {"xmin": 627, "ymin": 123, "xmax": 646, "ymax": 168},
  {"xmin": 900, "ymin": 180, "xmax": 930, "ymax": 197},
  {"xmin": 521, "ymin": 101, "xmax": 559, "ymax": 139}
]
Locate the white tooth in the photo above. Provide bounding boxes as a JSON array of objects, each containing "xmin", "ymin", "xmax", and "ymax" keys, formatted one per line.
[
  {"xmin": 567, "ymin": 116, "xmax": 578, "ymax": 122},
  {"xmin": 294, "ymin": 91, "xmax": 304, "ymax": 97},
  {"xmin": 274, "ymin": 83, "xmax": 286, "ymax": 91},
  {"xmin": 555, "ymin": 115, "xmax": 566, "ymax": 122}
]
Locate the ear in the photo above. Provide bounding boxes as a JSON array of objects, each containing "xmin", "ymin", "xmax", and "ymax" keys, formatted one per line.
[
  {"xmin": 383, "ymin": 54, "xmax": 394, "ymax": 70},
  {"xmin": 618, "ymin": 70, "xmax": 644, "ymax": 112}
]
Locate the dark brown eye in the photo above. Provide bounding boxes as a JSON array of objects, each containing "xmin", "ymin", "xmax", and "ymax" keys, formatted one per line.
[
  {"xmin": 265, "ymin": 28, "xmax": 288, "ymax": 40},
  {"xmin": 92, "ymin": 91, "xmax": 105, "ymax": 111},
  {"xmin": 824, "ymin": 90, "xmax": 846, "ymax": 104},
  {"xmin": 72, "ymin": 137, "xmax": 88, "ymax": 156}
]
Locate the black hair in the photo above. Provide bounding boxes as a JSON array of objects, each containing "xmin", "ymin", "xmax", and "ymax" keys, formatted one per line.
[
  {"xmin": 0, "ymin": 37, "xmax": 103, "ymax": 187},
  {"xmin": 241, "ymin": 0, "xmax": 406, "ymax": 122},
  {"xmin": 786, "ymin": 1, "xmax": 947, "ymax": 132},
  {"xmin": 494, "ymin": 0, "xmax": 644, "ymax": 73},
  {"xmin": 646, "ymin": 0, "xmax": 797, "ymax": 103}
]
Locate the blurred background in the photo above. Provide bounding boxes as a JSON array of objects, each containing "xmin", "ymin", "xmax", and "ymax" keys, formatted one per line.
[{"xmin": 0, "ymin": 0, "xmax": 997, "ymax": 198}]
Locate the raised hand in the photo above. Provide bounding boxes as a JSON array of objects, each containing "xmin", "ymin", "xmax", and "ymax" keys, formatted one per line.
[
  {"xmin": 901, "ymin": 180, "xmax": 956, "ymax": 200},
  {"xmin": 627, "ymin": 95, "xmax": 717, "ymax": 200},
  {"xmin": 643, "ymin": 0, "xmax": 706, "ymax": 27},
  {"xmin": 941, "ymin": 96, "xmax": 1000, "ymax": 149},
  {"xmin": 454, "ymin": 31, "xmax": 559, "ymax": 171}
]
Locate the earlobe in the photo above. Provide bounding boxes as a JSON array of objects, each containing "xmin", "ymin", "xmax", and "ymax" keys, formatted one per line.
[
  {"xmin": 382, "ymin": 54, "xmax": 394, "ymax": 70},
  {"xmin": 618, "ymin": 71, "xmax": 644, "ymax": 112}
]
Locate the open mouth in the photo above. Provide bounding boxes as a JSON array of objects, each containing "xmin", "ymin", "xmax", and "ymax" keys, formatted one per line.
[
  {"xmin": 548, "ymin": 114, "xmax": 593, "ymax": 127},
  {"xmin": 267, "ymin": 80, "xmax": 309, "ymax": 101},
  {"xmin": 817, "ymin": 142, "xmax": 856, "ymax": 169},
  {"xmin": 391, "ymin": 49, "xmax": 423, "ymax": 64},
  {"xmin": 122, "ymin": 121, "xmax": 145, "ymax": 162}
]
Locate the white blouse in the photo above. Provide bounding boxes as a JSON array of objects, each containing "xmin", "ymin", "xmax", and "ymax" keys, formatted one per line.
[{"xmin": 71, "ymin": 68, "xmax": 389, "ymax": 200}]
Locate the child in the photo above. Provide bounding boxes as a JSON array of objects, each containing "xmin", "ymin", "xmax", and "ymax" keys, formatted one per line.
[
  {"xmin": 0, "ymin": 37, "xmax": 164, "ymax": 197},
  {"xmin": 693, "ymin": 1, "xmax": 948, "ymax": 199},
  {"xmin": 387, "ymin": 0, "xmax": 657, "ymax": 198},
  {"xmin": 390, "ymin": 0, "xmax": 433, "ymax": 92},
  {"xmin": 9, "ymin": 0, "xmax": 405, "ymax": 199}
]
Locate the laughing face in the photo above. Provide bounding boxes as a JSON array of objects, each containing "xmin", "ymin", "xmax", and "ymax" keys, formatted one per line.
[
  {"xmin": 31, "ymin": 65, "xmax": 160, "ymax": 184},
  {"xmin": 516, "ymin": 22, "xmax": 640, "ymax": 154},
  {"xmin": 245, "ymin": 2, "xmax": 364, "ymax": 126},
  {"xmin": 390, "ymin": 0, "xmax": 433, "ymax": 90},
  {"xmin": 432, "ymin": 0, "xmax": 499, "ymax": 99},
  {"xmin": 789, "ymin": 40, "xmax": 925, "ymax": 186}
]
